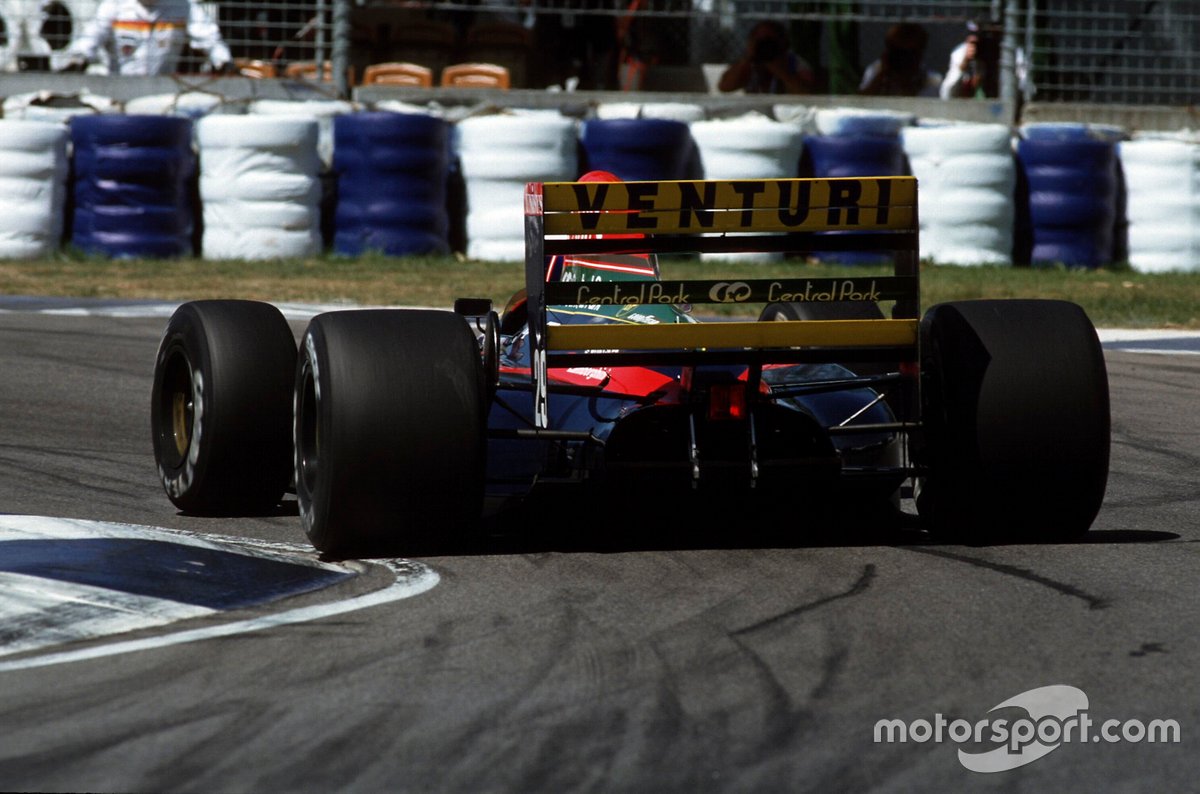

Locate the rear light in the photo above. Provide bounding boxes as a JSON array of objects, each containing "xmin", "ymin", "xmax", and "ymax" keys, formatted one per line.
[
  {"xmin": 900, "ymin": 360, "xmax": 920, "ymax": 379},
  {"xmin": 708, "ymin": 383, "xmax": 746, "ymax": 421}
]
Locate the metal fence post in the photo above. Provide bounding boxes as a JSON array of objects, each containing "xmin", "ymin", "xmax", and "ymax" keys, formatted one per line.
[
  {"xmin": 333, "ymin": 0, "xmax": 351, "ymax": 99},
  {"xmin": 1000, "ymin": 0, "xmax": 1020, "ymax": 104}
]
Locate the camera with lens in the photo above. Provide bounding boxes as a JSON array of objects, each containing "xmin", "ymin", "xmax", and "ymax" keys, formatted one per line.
[{"xmin": 752, "ymin": 37, "xmax": 782, "ymax": 63}]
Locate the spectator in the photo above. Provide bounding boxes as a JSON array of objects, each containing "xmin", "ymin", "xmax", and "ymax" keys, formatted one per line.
[
  {"xmin": 59, "ymin": 0, "xmax": 233, "ymax": 75},
  {"xmin": 940, "ymin": 20, "xmax": 1001, "ymax": 99},
  {"xmin": 858, "ymin": 22, "xmax": 941, "ymax": 97},
  {"xmin": 718, "ymin": 20, "xmax": 818, "ymax": 94}
]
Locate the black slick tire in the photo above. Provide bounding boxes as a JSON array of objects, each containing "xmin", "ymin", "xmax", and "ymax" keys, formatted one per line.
[
  {"xmin": 294, "ymin": 309, "xmax": 486, "ymax": 558},
  {"xmin": 918, "ymin": 299, "xmax": 1110, "ymax": 542},
  {"xmin": 151, "ymin": 300, "xmax": 297, "ymax": 513}
]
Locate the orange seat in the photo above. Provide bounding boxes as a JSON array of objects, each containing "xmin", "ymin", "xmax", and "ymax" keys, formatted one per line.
[
  {"xmin": 362, "ymin": 62, "xmax": 433, "ymax": 87},
  {"xmin": 235, "ymin": 59, "xmax": 276, "ymax": 79},
  {"xmin": 285, "ymin": 61, "xmax": 356, "ymax": 85},
  {"xmin": 440, "ymin": 62, "xmax": 510, "ymax": 89}
]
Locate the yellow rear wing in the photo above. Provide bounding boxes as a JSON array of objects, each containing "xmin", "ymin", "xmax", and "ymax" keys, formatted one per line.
[{"xmin": 522, "ymin": 176, "xmax": 920, "ymax": 428}]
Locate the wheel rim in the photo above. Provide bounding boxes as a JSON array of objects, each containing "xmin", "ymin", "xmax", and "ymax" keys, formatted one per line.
[{"xmin": 159, "ymin": 347, "xmax": 194, "ymax": 469}]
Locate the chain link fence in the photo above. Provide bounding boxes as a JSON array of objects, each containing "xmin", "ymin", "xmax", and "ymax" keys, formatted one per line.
[{"xmin": 0, "ymin": 0, "xmax": 1197, "ymax": 104}]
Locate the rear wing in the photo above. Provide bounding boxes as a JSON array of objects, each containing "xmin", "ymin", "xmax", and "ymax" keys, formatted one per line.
[{"xmin": 523, "ymin": 176, "xmax": 920, "ymax": 428}]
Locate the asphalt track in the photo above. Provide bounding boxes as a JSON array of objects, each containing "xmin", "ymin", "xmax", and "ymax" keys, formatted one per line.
[{"xmin": 1, "ymin": 300, "xmax": 1198, "ymax": 792}]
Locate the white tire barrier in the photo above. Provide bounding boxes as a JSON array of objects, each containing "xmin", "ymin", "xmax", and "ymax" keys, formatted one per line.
[
  {"xmin": 0, "ymin": 120, "xmax": 68, "ymax": 257},
  {"xmin": 691, "ymin": 113, "xmax": 803, "ymax": 262},
  {"xmin": 2, "ymin": 90, "xmax": 117, "ymax": 121},
  {"xmin": 124, "ymin": 92, "xmax": 226, "ymax": 119},
  {"xmin": 902, "ymin": 123, "xmax": 1016, "ymax": 266},
  {"xmin": 456, "ymin": 113, "xmax": 578, "ymax": 261},
  {"xmin": 1118, "ymin": 138, "xmax": 1200, "ymax": 273},
  {"xmin": 196, "ymin": 115, "xmax": 322, "ymax": 260},
  {"xmin": 248, "ymin": 99, "xmax": 355, "ymax": 171}
]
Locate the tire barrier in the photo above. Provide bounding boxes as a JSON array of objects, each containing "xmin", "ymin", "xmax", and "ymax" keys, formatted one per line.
[
  {"xmin": 580, "ymin": 117, "xmax": 700, "ymax": 183},
  {"xmin": 691, "ymin": 113, "xmax": 803, "ymax": 179},
  {"xmin": 1017, "ymin": 123, "xmax": 1120, "ymax": 269},
  {"xmin": 123, "ymin": 92, "xmax": 226, "ymax": 119},
  {"xmin": 3, "ymin": 91, "xmax": 117, "ymax": 121},
  {"xmin": 801, "ymin": 114, "xmax": 907, "ymax": 265},
  {"xmin": 70, "ymin": 114, "xmax": 196, "ymax": 258},
  {"xmin": 456, "ymin": 112, "xmax": 578, "ymax": 261},
  {"xmin": 248, "ymin": 99, "xmax": 355, "ymax": 171},
  {"xmin": 691, "ymin": 112, "xmax": 803, "ymax": 262},
  {"xmin": 814, "ymin": 108, "xmax": 914, "ymax": 138},
  {"xmin": 595, "ymin": 102, "xmax": 707, "ymax": 122},
  {"xmin": 901, "ymin": 123, "xmax": 1016, "ymax": 266},
  {"xmin": 1117, "ymin": 137, "xmax": 1200, "ymax": 273},
  {"xmin": 196, "ymin": 115, "xmax": 322, "ymax": 260},
  {"xmin": 0, "ymin": 120, "xmax": 69, "ymax": 259},
  {"xmin": 332, "ymin": 111, "xmax": 451, "ymax": 257}
]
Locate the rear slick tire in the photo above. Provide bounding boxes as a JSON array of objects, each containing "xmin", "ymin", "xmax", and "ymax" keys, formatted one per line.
[
  {"xmin": 294, "ymin": 309, "xmax": 486, "ymax": 558},
  {"xmin": 918, "ymin": 299, "xmax": 1110, "ymax": 543},
  {"xmin": 151, "ymin": 300, "xmax": 297, "ymax": 513}
]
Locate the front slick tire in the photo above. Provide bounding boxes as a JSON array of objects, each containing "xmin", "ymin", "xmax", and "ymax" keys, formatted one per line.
[
  {"xmin": 151, "ymin": 300, "xmax": 297, "ymax": 513},
  {"xmin": 919, "ymin": 299, "xmax": 1110, "ymax": 543},
  {"xmin": 295, "ymin": 309, "xmax": 486, "ymax": 559}
]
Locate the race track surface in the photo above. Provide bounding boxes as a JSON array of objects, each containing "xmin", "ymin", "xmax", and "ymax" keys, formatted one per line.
[{"xmin": 0, "ymin": 303, "xmax": 1197, "ymax": 792}]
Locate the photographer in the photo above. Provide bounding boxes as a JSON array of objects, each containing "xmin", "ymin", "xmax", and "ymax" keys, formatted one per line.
[
  {"xmin": 858, "ymin": 22, "xmax": 941, "ymax": 97},
  {"xmin": 718, "ymin": 20, "xmax": 818, "ymax": 94},
  {"xmin": 940, "ymin": 20, "xmax": 1000, "ymax": 99}
]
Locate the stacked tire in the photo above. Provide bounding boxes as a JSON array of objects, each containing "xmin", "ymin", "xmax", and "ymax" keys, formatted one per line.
[
  {"xmin": 250, "ymin": 100, "xmax": 356, "ymax": 248},
  {"xmin": 333, "ymin": 112, "xmax": 451, "ymax": 256},
  {"xmin": 248, "ymin": 99, "xmax": 354, "ymax": 171},
  {"xmin": 0, "ymin": 120, "xmax": 69, "ymax": 259},
  {"xmin": 1117, "ymin": 136, "xmax": 1200, "ymax": 273},
  {"xmin": 456, "ymin": 113, "xmax": 578, "ymax": 261},
  {"xmin": 801, "ymin": 109, "xmax": 910, "ymax": 265},
  {"xmin": 580, "ymin": 117, "xmax": 699, "ymax": 182},
  {"xmin": 70, "ymin": 114, "xmax": 196, "ymax": 258},
  {"xmin": 690, "ymin": 112, "xmax": 803, "ymax": 262},
  {"xmin": 196, "ymin": 115, "xmax": 323, "ymax": 260},
  {"xmin": 801, "ymin": 109, "xmax": 909, "ymax": 178},
  {"xmin": 595, "ymin": 103, "xmax": 707, "ymax": 122},
  {"xmin": 1016, "ymin": 123, "xmax": 1123, "ymax": 269},
  {"xmin": 902, "ymin": 123, "xmax": 1016, "ymax": 266},
  {"xmin": 124, "ymin": 92, "xmax": 224, "ymax": 120}
]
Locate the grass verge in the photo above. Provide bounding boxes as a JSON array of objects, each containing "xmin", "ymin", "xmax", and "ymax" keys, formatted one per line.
[{"xmin": 1, "ymin": 253, "xmax": 1197, "ymax": 328}]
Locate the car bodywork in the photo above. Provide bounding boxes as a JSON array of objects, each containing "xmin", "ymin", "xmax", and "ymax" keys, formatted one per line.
[{"xmin": 474, "ymin": 175, "xmax": 921, "ymax": 514}]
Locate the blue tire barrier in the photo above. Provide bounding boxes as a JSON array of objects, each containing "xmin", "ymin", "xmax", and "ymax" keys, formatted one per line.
[
  {"xmin": 580, "ymin": 118, "xmax": 700, "ymax": 182},
  {"xmin": 801, "ymin": 134, "xmax": 907, "ymax": 265},
  {"xmin": 801, "ymin": 134, "xmax": 907, "ymax": 179},
  {"xmin": 333, "ymin": 112, "xmax": 451, "ymax": 256},
  {"xmin": 814, "ymin": 109, "xmax": 914, "ymax": 138},
  {"xmin": 69, "ymin": 114, "xmax": 195, "ymax": 258},
  {"xmin": 1016, "ymin": 136, "xmax": 1119, "ymax": 269},
  {"xmin": 1020, "ymin": 122, "xmax": 1126, "ymax": 143}
]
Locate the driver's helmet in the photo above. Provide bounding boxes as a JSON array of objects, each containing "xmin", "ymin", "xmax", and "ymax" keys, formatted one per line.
[{"xmin": 546, "ymin": 169, "xmax": 662, "ymax": 284}]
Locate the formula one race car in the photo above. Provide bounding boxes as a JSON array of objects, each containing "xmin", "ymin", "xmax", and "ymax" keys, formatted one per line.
[{"xmin": 151, "ymin": 172, "xmax": 1110, "ymax": 557}]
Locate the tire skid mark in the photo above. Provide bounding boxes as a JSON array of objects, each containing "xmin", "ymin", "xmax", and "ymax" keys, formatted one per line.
[
  {"xmin": 730, "ymin": 564, "xmax": 876, "ymax": 637},
  {"xmin": 0, "ymin": 456, "xmax": 145, "ymax": 501},
  {"xmin": 902, "ymin": 546, "xmax": 1109, "ymax": 609},
  {"xmin": 724, "ymin": 632, "xmax": 798, "ymax": 743}
]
